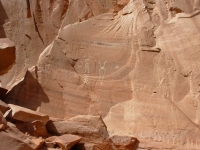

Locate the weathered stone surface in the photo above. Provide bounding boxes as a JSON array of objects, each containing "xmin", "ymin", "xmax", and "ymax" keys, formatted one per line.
[
  {"xmin": 15, "ymin": 120, "xmax": 48, "ymax": 138},
  {"xmin": 0, "ymin": 99, "xmax": 10, "ymax": 114},
  {"xmin": 1, "ymin": 0, "xmax": 200, "ymax": 149},
  {"xmin": 0, "ymin": 0, "xmax": 127, "ymax": 91},
  {"xmin": 72, "ymin": 136, "xmax": 138, "ymax": 150},
  {"xmin": 0, "ymin": 38, "xmax": 15, "ymax": 75},
  {"xmin": 46, "ymin": 115, "xmax": 108, "ymax": 143},
  {"xmin": 0, "ymin": 122, "xmax": 44, "ymax": 150},
  {"xmin": 8, "ymin": 104, "xmax": 49, "ymax": 125},
  {"xmin": 109, "ymin": 135, "xmax": 137, "ymax": 150},
  {"xmin": 46, "ymin": 134, "xmax": 81, "ymax": 150},
  {"xmin": 0, "ymin": 132, "xmax": 34, "ymax": 150},
  {"xmin": 31, "ymin": 138, "xmax": 45, "ymax": 150}
]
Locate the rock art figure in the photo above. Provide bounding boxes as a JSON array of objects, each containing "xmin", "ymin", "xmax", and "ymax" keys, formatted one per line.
[
  {"xmin": 43, "ymin": 64, "xmax": 51, "ymax": 78},
  {"xmin": 98, "ymin": 61, "xmax": 107, "ymax": 85},
  {"xmin": 1, "ymin": 1, "xmax": 200, "ymax": 149},
  {"xmin": 83, "ymin": 58, "xmax": 90, "ymax": 85}
]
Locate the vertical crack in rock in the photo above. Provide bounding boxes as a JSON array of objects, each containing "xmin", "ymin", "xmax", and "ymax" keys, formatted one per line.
[
  {"xmin": 32, "ymin": 13, "xmax": 44, "ymax": 44},
  {"xmin": 26, "ymin": 0, "xmax": 32, "ymax": 18},
  {"xmin": 33, "ymin": 0, "xmax": 45, "ymax": 44}
]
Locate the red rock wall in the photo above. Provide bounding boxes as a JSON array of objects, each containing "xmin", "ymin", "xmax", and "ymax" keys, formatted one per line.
[{"xmin": 1, "ymin": 0, "xmax": 200, "ymax": 149}]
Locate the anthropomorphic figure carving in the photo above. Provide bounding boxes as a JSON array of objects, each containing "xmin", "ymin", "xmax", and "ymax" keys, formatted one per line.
[{"xmin": 98, "ymin": 61, "xmax": 107, "ymax": 85}]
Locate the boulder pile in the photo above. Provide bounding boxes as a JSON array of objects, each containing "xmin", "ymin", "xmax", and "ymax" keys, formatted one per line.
[{"xmin": 0, "ymin": 99, "xmax": 138, "ymax": 150}]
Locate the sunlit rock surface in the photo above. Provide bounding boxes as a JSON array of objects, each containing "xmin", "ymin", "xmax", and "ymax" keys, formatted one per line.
[{"xmin": 1, "ymin": 0, "xmax": 200, "ymax": 149}]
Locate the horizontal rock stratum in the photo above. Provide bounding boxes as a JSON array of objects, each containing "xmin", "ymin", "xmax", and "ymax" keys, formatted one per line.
[{"xmin": 0, "ymin": 0, "xmax": 200, "ymax": 149}]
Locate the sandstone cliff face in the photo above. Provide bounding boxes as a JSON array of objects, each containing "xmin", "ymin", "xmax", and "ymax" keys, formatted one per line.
[{"xmin": 1, "ymin": 0, "xmax": 200, "ymax": 149}]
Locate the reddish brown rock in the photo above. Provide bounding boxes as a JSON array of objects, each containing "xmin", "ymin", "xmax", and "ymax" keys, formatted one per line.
[
  {"xmin": 0, "ymin": 87, "xmax": 8, "ymax": 99},
  {"xmin": 0, "ymin": 38, "xmax": 15, "ymax": 75},
  {"xmin": 46, "ymin": 115, "xmax": 108, "ymax": 143},
  {"xmin": 15, "ymin": 120, "xmax": 48, "ymax": 138},
  {"xmin": 109, "ymin": 135, "xmax": 137, "ymax": 150},
  {"xmin": 72, "ymin": 136, "xmax": 138, "ymax": 150},
  {"xmin": 0, "ymin": 111, "xmax": 7, "ymax": 130},
  {"xmin": 0, "ymin": 99, "xmax": 10, "ymax": 114},
  {"xmin": 1, "ymin": 0, "xmax": 200, "ymax": 150},
  {"xmin": 31, "ymin": 138, "xmax": 45, "ymax": 150},
  {"xmin": 46, "ymin": 134, "xmax": 81, "ymax": 150},
  {"xmin": 72, "ymin": 141, "xmax": 116, "ymax": 150},
  {"xmin": 45, "ymin": 141, "xmax": 55, "ymax": 148},
  {"xmin": 0, "ymin": 122, "xmax": 44, "ymax": 150},
  {"xmin": 8, "ymin": 104, "xmax": 49, "ymax": 125},
  {"xmin": 0, "ymin": 132, "xmax": 34, "ymax": 150}
]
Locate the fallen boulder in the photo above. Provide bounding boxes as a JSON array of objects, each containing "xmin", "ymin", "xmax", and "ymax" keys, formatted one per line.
[
  {"xmin": 46, "ymin": 115, "xmax": 108, "ymax": 143},
  {"xmin": 31, "ymin": 138, "xmax": 45, "ymax": 150},
  {"xmin": 109, "ymin": 135, "xmax": 138, "ymax": 150},
  {"xmin": 15, "ymin": 120, "xmax": 48, "ymax": 138},
  {"xmin": 8, "ymin": 104, "xmax": 49, "ymax": 125},
  {"xmin": 0, "ymin": 122, "xmax": 44, "ymax": 150},
  {"xmin": 0, "ymin": 132, "xmax": 34, "ymax": 150},
  {"xmin": 46, "ymin": 134, "xmax": 81, "ymax": 150}
]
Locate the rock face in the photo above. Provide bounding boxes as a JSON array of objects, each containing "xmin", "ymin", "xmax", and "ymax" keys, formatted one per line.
[{"xmin": 1, "ymin": 0, "xmax": 200, "ymax": 149}]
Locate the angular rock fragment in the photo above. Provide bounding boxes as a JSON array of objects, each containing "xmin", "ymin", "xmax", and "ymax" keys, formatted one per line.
[
  {"xmin": 0, "ymin": 99, "xmax": 10, "ymax": 114},
  {"xmin": 73, "ymin": 136, "xmax": 138, "ymax": 150},
  {"xmin": 0, "ymin": 132, "xmax": 34, "ymax": 150},
  {"xmin": 31, "ymin": 138, "xmax": 45, "ymax": 150},
  {"xmin": 46, "ymin": 115, "xmax": 108, "ymax": 143},
  {"xmin": 46, "ymin": 134, "xmax": 81, "ymax": 150},
  {"xmin": 8, "ymin": 104, "xmax": 49, "ymax": 125},
  {"xmin": 109, "ymin": 135, "xmax": 138, "ymax": 150},
  {"xmin": 15, "ymin": 120, "xmax": 48, "ymax": 138},
  {"xmin": 1, "ymin": 0, "xmax": 200, "ymax": 150},
  {"xmin": 0, "ymin": 122, "xmax": 44, "ymax": 150}
]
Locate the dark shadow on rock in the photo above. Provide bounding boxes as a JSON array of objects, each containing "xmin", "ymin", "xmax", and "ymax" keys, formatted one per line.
[
  {"xmin": 71, "ymin": 143, "xmax": 86, "ymax": 150},
  {"xmin": 0, "ymin": 87, "xmax": 7, "ymax": 99},
  {"xmin": 4, "ymin": 70, "xmax": 50, "ymax": 111},
  {"xmin": 0, "ymin": 46, "xmax": 16, "ymax": 76},
  {"xmin": 133, "ymin": 140, "xmax": 140, "ymax": 150},
  {"xmin": 0, "ymin": 1, "xmax": 8, "ymax": 38},
  {"xmin": 46, "ymin": 120, "xmax": 59, "ymax": 136},
  {"xmin": 38, "ymin": 145, "xmax": 48, "ymax": 150}
]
